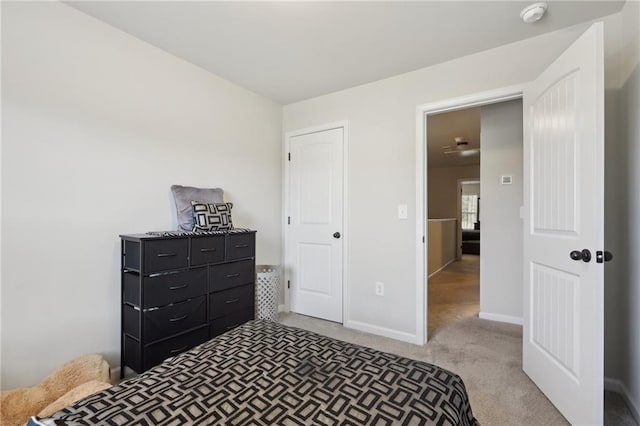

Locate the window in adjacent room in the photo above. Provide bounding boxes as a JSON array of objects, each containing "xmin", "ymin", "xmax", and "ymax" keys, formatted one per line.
[{"xmin": 461, "ymin": 194, "xmax": 479, "ymax": 230}]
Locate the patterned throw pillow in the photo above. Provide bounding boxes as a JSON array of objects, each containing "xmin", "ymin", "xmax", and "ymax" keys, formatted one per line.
[
  {"xmin": 191, "ymin": 202, "xmax": 234, "ymax": 231},
  {"xmin": 171, "ymin": 185, "xmax": 224, "ymax": 231}
]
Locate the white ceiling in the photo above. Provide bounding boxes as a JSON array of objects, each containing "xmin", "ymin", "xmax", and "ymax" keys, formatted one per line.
[
  {"xmin": 427, "ymin": 107, "xmax": 481, "ymax": 168},
  {"xmin": 67, "ymin": 1, "xmax": 624, "ymax": 104}
]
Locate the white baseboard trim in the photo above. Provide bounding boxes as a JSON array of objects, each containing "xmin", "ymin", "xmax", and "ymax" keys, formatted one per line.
[
  {"xmin": 345, "ymin": 320, "xmax": 421, "ymax": 345},
  {"xmin": 478, "ymin": 312, "xmax": 523, "ymax": 325},
  {"xmin": 278, "ymin": 304, "xmax": 286, "ymax": 313},
  {"xmin": 427, "ymin": 258, "xmax": 455, "ymax": 279},
  {"xmin": 604, "ymin": 377, "xmax": 640, "ymax": 424}
]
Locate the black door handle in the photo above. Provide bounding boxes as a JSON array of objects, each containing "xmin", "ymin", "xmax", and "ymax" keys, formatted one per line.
[
  {"xmin": 333, "ymin": 232, "xmax": 341, "ymax": 239},
  {"xmin": 570, "ymin": 249, "xmax": 591, "ymax": 263},
  {"xmin": 596, "ymin": 251, "xmax": 613, "ymax": 263}
]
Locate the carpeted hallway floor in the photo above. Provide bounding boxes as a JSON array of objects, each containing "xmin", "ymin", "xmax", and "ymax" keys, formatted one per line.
[
  {"xmin": 428, "ymin": 254, "xmax": 480, "ymax": 337},
  {"xmin": 280, "ymin": 255, "xmax": 637, "ymax": 425}
]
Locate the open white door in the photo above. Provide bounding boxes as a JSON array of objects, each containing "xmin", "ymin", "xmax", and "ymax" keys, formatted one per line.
[
  {"xmin": 288, "ymin": 127, "xmax": 344, "ymax": 323},
  {"xmin": 523, "ymin": 23, "xmax": 604, "ymax": 425}
]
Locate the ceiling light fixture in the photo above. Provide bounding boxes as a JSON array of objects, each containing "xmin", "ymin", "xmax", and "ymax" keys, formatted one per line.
[
  {"xmin": 443, "ymin": 137, "xmax": 480, "ymax": 156},
  {"xmin": 454, "ymin": 137, "xmax": 468, "ymax": 149},
  {"xmin": 520, "ymin": 2, "xmax": 548, "ymax": 24}
]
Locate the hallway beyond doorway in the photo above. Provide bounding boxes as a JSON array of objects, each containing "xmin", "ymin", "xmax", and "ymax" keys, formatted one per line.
[{"xmin": 428, "ymin": 254, "xmax": 479, "ymax": 337}]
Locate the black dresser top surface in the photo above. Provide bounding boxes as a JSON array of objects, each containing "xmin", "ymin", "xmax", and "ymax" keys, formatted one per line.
[{"xmin": 120, "ymin": 229, "xmax": 256, "ymax": 241}]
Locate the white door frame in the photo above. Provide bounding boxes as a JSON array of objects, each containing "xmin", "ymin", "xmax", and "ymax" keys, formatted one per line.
[
  {"xmin": 415, "ymin": 85, "xmax": 524, "ymax": 344},
  {"xmin": 283, "ymin": 121, "xmax": 350, "ymax": 323}
]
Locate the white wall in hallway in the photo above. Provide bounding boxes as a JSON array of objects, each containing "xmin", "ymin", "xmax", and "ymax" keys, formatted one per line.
[
  {"xmin": 604, "ymin": 0, "xmax": 640, "ymax": 418},
  {"xmin": 479, "ymin": 100, "xmax": 523, "ymax": 321},
  {"xmin": 428, "ymin": 165, "xmax": 480, "ymax": 219}
]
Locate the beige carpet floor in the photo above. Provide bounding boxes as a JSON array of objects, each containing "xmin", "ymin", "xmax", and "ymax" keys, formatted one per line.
[{"xmin": 428, "ymin": 254, "xmax": 480, "ymax": 337}]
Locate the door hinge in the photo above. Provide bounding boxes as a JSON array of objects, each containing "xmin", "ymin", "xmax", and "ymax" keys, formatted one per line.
[
  {"xmin": 288, "ymin": 152, "xmax": 291, "ymax": 161},
  {"xmin": 287, "ymin": 216, "xmax": 290, "ymax": 225},
  {"xmin": 422, "ymin": 236, "xmax": 425, "ymax": 243},
  {"xmin": 287, "ymin": 280, "xmax": 291, "ymax": 289}
]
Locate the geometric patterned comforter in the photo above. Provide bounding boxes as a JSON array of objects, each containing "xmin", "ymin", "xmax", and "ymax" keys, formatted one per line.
[{"xmin": 32, "ymin": 320, "xmax": 479, "ymax": 425}]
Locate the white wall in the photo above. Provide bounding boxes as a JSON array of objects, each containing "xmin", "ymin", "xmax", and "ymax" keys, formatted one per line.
[
  {"xmin": 461, "ymin": 182, "xmax": 480, "ymax": 197},
  {"xmin": 427, "ymin": 219, "xmax": 457, "ymax": 276},
  {"xmin": 1, "ymin": 2, "xmax": 282, "ymax": 389},
  {"xmin": 605, "ymin": 0, "xmax": 640, "ymax": 417},
  {"xmin": 479, "ymin": 100, "xmax": 523, "ymax": 321},
  {"xmin": 427, "ymin": 165, "xmax": 479, "ymax": 219},
  {"xmin": 283, "ymin": 16, "xmax": 623, "ymax": 342}
]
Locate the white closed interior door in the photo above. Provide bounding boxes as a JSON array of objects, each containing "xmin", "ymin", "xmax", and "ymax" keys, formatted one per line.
[
  {"xmin": 289, "ymin": 127, "xmax": 343, "ymax": 323},
  {"xmin": 523, "ymin": 23, "xmax": 604, "ymax": 425}
]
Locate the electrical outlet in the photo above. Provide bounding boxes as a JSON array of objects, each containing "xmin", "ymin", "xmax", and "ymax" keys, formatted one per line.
[{"xmin": 375, "ymin": 282, "xmax": 384, "ymax": 296}]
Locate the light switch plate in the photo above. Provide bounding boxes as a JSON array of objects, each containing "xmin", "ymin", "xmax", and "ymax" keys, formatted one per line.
[
  {"xmin": 398, "ymin": 204, "xmax": 408, "ymax": 219},
  {"xmin": 501, "ymin": 175, "xmax": 513, "ymax": 185}
]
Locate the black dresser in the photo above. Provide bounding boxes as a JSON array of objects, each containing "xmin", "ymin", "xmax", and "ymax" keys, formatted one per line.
[{"xmin": 120, "ymin": 230, "xmax": 256, "ymax": 376}]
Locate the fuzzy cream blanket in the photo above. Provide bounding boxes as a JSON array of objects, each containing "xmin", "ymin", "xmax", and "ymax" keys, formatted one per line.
[{"xmin": 1, "ymin": 354, "xmax": 111, "ymax": 426}]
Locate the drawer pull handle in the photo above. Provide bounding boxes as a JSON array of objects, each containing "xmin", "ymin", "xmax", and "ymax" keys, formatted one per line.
[
  {"xmin": 157, "ymin": 252, "xmax": 177, "ymax": 258},
  {"xmin": 169, "ymin": 345, "xmax": 188, "ymax": 354},
  {"xmin": 225, "ymin": 324, "xmax": 240, "ymax": 330},
  {"xmin": 225, "ymin": 298, "xmax": 240, "ymax": 304},
  {"xmin": 200, "ymin": 248, "xmax": 217, "ymax": 253},
  {"xmin": 169, "ymin": 284, "xmax": 188, "ymax": 290},
  {"xmin": 225, "ymin": 273, "xmax": 240, "ymax": 279},
  {"xmin": 169, "ymin": 315, "xmax": 188, "ymax": 322},
  {"xmin": 234, "ymin": 244, "xmax": 249, "ymax": 248}
]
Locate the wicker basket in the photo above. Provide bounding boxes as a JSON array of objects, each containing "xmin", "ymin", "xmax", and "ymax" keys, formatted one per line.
[{"xmin": 256, "ymin": 265, "xmax": 280, "ymax": 322}]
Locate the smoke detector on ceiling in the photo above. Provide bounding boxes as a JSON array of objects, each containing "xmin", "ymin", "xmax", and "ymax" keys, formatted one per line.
[{"xmin": 520, "ymin": 2, "xmax": 548, "ymax": 24}]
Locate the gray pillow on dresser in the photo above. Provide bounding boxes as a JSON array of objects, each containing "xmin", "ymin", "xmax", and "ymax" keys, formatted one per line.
[{"xmin": 171, "ymin": 185, "xmax": 224, "ymax": 231}]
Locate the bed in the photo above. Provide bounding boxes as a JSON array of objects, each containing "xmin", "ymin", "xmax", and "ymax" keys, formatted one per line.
[{"xmin": 30, "ymin": 321, "xmax": 478, "ymax": 425}]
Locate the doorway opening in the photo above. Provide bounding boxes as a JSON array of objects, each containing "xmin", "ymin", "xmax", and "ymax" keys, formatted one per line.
[
  {"xmin": 425, "ymin": 109, "xmax": 482, "ymax": 337},
  {"xmin": 415, "ymin": 86, "xmax": 524, "ymax": 345},
  {"xmin": 423, "ymin": 97, "xmax": 524, "ymax": 340}
]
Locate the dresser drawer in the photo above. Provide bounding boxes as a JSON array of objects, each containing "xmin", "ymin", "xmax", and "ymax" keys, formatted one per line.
[
  {"xmin": 124, "ymin": 334, "xmax": 142, "ymax": 373},
  {"xmin": 191, "ymin": 236, "xmax": 225, "ymax": 266},
  {"xmin": 144, "ymin": 296, "xmax": 206, "ymax": 342},
  {"xmin": 123, "ymin": 272, "xmax": 141, "ymax": 306},
  {"xmin": 210, "ymin": 260, "xmax": 254, "ymax": 291},
  {"xmin": 226, "ymin": 233, "xmax": 255, "ymax": 260},
  {"xmin": 144, "ymin": 326, "xmax": 208, "ymax": 371},
  {"xmin": 143, "ymin": 268, "xmax": 206, "ymax": 308},
  {"xmin": 144, "ymin": 239, "xmax": 188, "ymax": 273},
  {"xmin": 123, "ymin": 240, "xmax": 141, "ymax": 270},
  {"xmin": 122, "ymin": 303, "xmax": 141, "ymax": 339},
  {"xmin": 209, "ymin": 284, "xmax": 254, "ymax": 320},
  {"xmin": 209, "ymin": 308, "xmax": 254, "ymax": 337}
]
